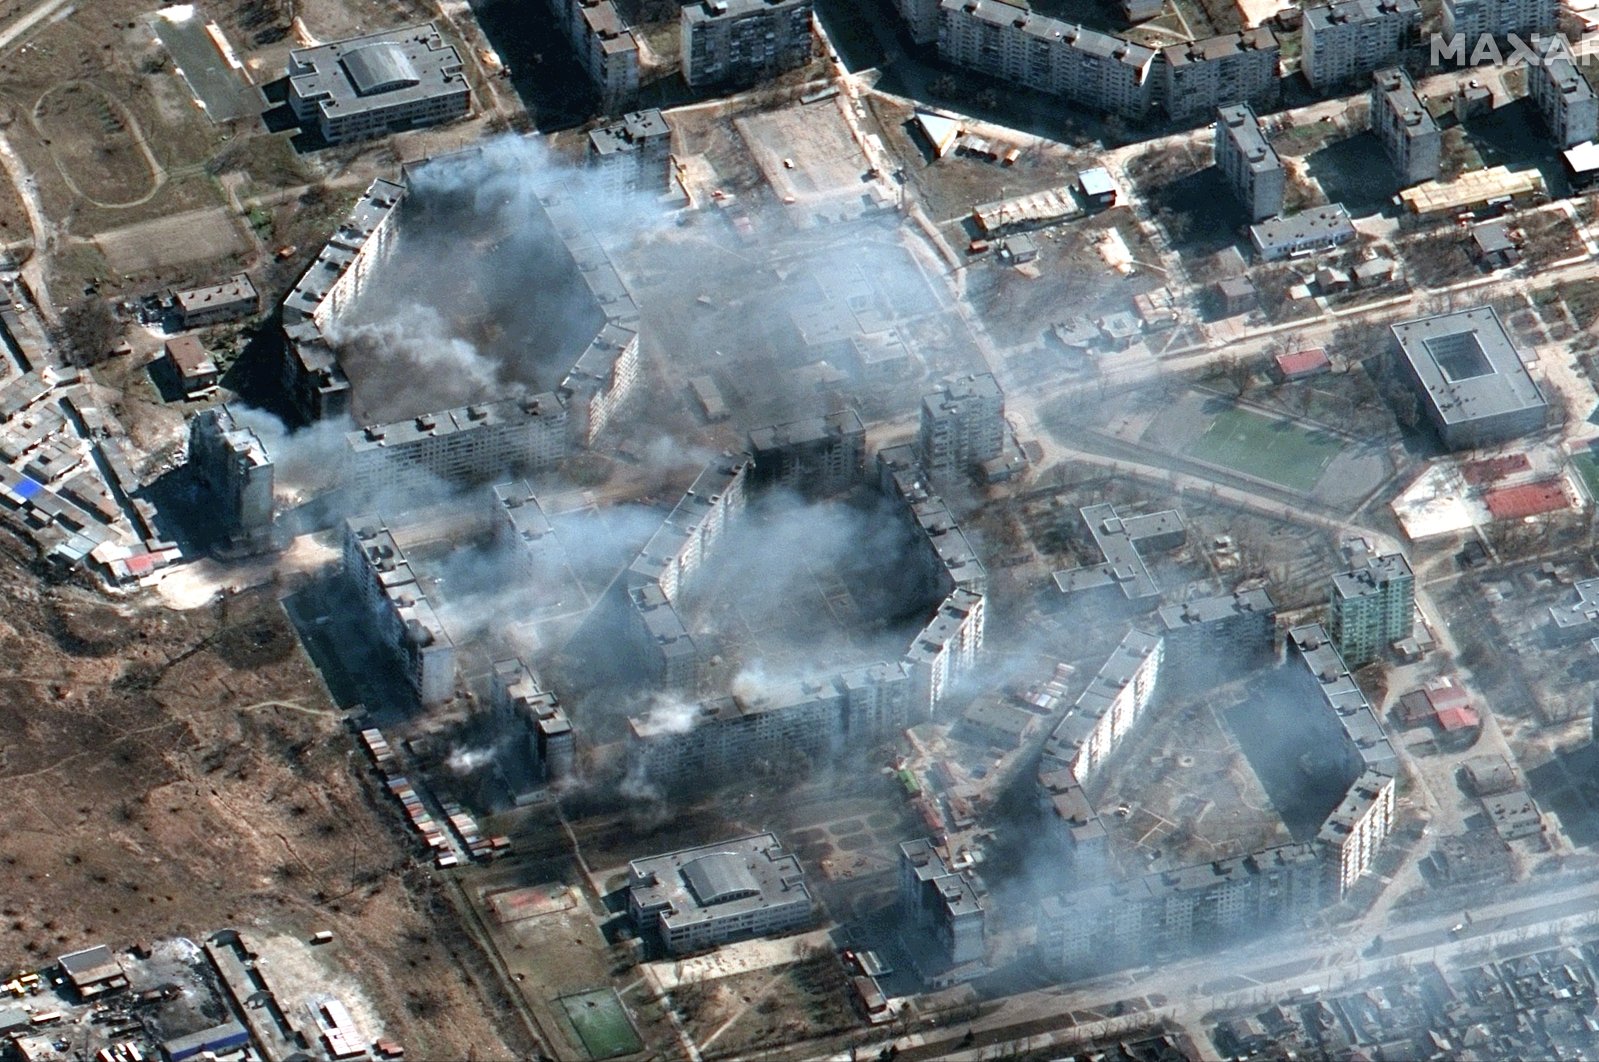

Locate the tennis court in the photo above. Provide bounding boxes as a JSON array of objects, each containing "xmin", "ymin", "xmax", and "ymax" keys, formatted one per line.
[
  {"xmin": 558, "ymin": 989, "xmax": 643, "ymax": 1059},
  {"xmin": 1190, "ymin": 407, "xmax": 1343, "ymax": 492}
]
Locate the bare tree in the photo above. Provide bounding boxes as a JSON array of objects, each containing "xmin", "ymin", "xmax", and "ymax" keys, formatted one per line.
[{"xmin": 57, "ymin": 298, "xmax": 117, "ymax": 368}]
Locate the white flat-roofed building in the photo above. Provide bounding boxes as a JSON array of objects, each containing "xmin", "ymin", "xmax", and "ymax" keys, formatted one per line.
[
  {"xmin": 1301, "ymin": 0, "xmax": 1419, "ymax": 91},
  {"xmin": 282, "ymin": 179, "xmax": 405, "ymax": 331},
  {"xmin": 560, "ymin": 321, "xmax": 640, "ymax": 446},
  {"xmin": 1215, "ymin": 104, "xmax": 1285, "ymax": 222},
  {"xmin": 1249, "ymin": 203, "xmax": 1356, "ymax": 260},
  {"xmin": 682, "ymin": 0, "xmax": 816, "ymax": 88},
  {"xmin": 342, "ymin": 518, "xmax": 456, "ymax": 705},
  {"xmin": 1043, "ymin": 627, "xmax": 1163, "ymax": 784},
  {"xmin": 288, "ymin": 23, "xmax": 470, "ymax": 144},
  {"xmin": 628, "ymin": 833, "xmax": 814, "ymax": 953},
  {"xmin": 904, "ymin": 589, "xmax": 985, "ymax": 717},
  {"xmin": 1390, "ymin": 307, "xmax": 1549, "ymax": 450},
  {"xmin": 1371, "ymin": 68, "xmax": 1441, "ymax": 185},
  {"xmin": 918, "ymin": 372, "xmax": 1004, "ymax": 481},
  {"xmin": 173, "ymin": 273, "xmax": 259, "ymax": 329}
]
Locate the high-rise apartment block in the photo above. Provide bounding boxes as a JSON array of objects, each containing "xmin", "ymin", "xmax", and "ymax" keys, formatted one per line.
[
  {"xmin": 1214, "ymin": 104, "xmax": 1285, "ymax": 222},
  {"xmin": 491, "ymin": 659, "xmax": 574, "ymax": 783},
  {"xmin": 899, "ymin": 839, "xmax": 987, "ymax": 970},
  {"xmin": 188, "ymin": 406, "xmax": 274, "ymax": 549},
  {"xmin": 342, "ymin": 519, "xmax": 456, "ymax": 705},
  {"xmin": 894, "ymin": 0, "xmax": 943, "ymax": 44},
  {"xmin": 546, "ymin": 0, "xmax": 640, "ymax": 113},
  {"xmin": 1441, "ymin": 0, "xmax": 1556, "ymax": 48},
  {"xmin": 1530, "ymin": 41, "xmax": 1599, "ymax": 149},
  {"xmin": 1371, "ymin": 68, "xmax": 1441, "ymax": 186},
  {"xmin": 1156, "ymin": 587, "xmax": 1276, "ymax": 679},
  {"xmin": 918, "ymin": 373, "xmax": 1004, "ymax": 481},
  {"xmin": 1160, "ymin": 30, "xmax": 1280, "ymax": 123},
  {"xmin": 1301, "ymin": 0, "xmax": 1419, "ymax": 92},
  {"xmin": 748, "ymin": 411, "xmax": 865, "ymax": 497},
  {"xmin": 681, "ymin": 0, "xmax": 816, "ymax": 88},
  {"xmin": 344, "ymin": 395, "xmax": 572, "ymax": 495},
  {"xmin": 587, "ymin": 109, "xmax": 673, "ymax": 195},
  {"xmin": 1328, "ymin": 553, "xmax": 1414, "ymax": 667}
]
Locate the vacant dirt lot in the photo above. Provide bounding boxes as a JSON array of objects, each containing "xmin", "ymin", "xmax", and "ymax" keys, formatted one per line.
[{"xmin": 0, "ymin": 533, "xmax": 523, "ymax": 1059}]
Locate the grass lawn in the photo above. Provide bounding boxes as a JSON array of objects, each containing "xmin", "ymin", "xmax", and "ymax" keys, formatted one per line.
[
  {"xmin": 558, "ymin": 989, "xmax": 644, "ymax": 1059},
  {"xmin": 1191, "ymin": 407, "xmax": 1343, "ymax": 492}
]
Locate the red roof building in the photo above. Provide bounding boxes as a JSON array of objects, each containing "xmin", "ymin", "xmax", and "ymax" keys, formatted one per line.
[
  {"xmin": 1484, "ymin": 480, "xmax": 1570, "ymax": 520},
  {"xmin": 1461, "ymin": 453, "xmax": 1531, "ymax": 486},
  {"xmin": 1435, "ymin": 705, "xmax": 1480, "ymax": 731},
  {"xmin": 1273, "ymin": 348, "xmax": 1331, "ymax": 380}
]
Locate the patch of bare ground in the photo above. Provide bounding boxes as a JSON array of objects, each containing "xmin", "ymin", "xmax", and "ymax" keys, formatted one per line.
[{"xmin": 0, "ymin": 532, "xmax": 523, "ymax": 1059}]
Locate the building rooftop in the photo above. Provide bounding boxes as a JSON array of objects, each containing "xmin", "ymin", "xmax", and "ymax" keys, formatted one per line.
[
  {"xmin": 1550, "ymin": 577, "xmax": 1599, "ymax": 630},
  {"xmin": 283, "ymin": 178, "xmax": 405, "ymax": 322},
  {"xmin": 289, "ymin": 23, "xmax": 465, "ymax": 121},
  {"xmin": 165, "ymin": 335, "xmax": 216, "ymax": 379},
  {"xmin": 1373, "ymin": 67, "xmax": 1438, "ymax": 135},
  {"xmin": 347, "ymin": 393, "xmax": 564, "ymax": 454},
  {"xmin": 941, "ymin": 0, "xmax": 1156, "ymax": 70},
  {"xmin": 748, "ymin": 409, "xmax": 864, "ymax": 452},
  {"xmin": 1157, "ymin": 587, "xmax": 1276, "ymax": 631},
  {"xmin": 1398, "ymin": 165, "xmax": 1545, "ymax": 215},
  {"xmin": 492, "ymin": 479, "xmax": 553, "ymax": 543},
  {"xmin": 173, "ymin": 273, "xmax": 256, "ymax": 316},
  {"xmin": 1052, "ymin": 503, "xmax": 1185, "ymax": 600},
  {"xmin": 1165, "ymin": 27, "xmax": 1276, "ymax": 66},
  {"xmin": 1303, "ymin": 0, "xmax": 1418, "ymax": 31},
  {"xmin": 684, "ymin": 0, "xmax": 812, "ymax": 22},
  {"xmin": 1289, "ymin": 623, "xmax": 1398, "ymax": 775},
  {"xmin": 589, "ymin": 109, "xmax": 670, "ymax": 157},
  {"xmin": 1217, "ymin": 104, "xmax": 1282, "ymax": 175},
  {"xmin": 1045, "ymin": 628, "xmax": 1161, "ymax": 761},
  {"xmin": 1250, "ymin": 203, "xmax": 1355, "ymax": 248},
  {"xmin": 1391, "ymin": 307, "xmax": 1547, "ymax": 427},
  {"xmin": 629, "ymin": 833, "xmax": 810, "ymax": 932},
  {"xmin": 1331, "ymin": 552, "xmax": 1412, "ymax": 603}
]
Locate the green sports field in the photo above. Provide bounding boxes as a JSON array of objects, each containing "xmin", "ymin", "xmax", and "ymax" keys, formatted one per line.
[
  {"xmin": 1190, "ymin": 407, "xmax": 1344, "ymax": 492},
  {"xmin": 1572, "ymin": 452, "xmax": 1599, "ymax": 501},
  {"xmin": 559, "ymin": 989, "xmax": 643, "ymax": 1059}
]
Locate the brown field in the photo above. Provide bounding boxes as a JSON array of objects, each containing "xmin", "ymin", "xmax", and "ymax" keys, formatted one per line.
[
  {"xmin": 33, "ymin": 82, "xmax": 157, "ymax": 207},
  {"xmin": 0, "ymin": 533, "xmax": 523, "ymax": 1059}
]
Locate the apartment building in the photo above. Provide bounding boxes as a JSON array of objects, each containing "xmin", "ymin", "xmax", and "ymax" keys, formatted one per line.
[
  {"xmin": 1317, "ymin": 769, "xmax": 1397, "ymax": 895},
  {"xmin": 748, "ymin": 410, "xmax": 866, "ymax": 497},
  {"xmin": 917, "ymin": 372, "xmax": 1005, "ymax": 481},
  {"xmin": 1042, "ymin": 628, "xmax": 1163, "ymax": 784},
  {"xmin": 1214, "ymin": 104, "xmax": 1285, "ymax": 222},
  {"xmin": 491, "ymin": 658, "xmax": 575, "ymax": 783},
  {"xmin": 899, "ymin": 839, "xmax": 987, "ymax": 970},
  {"xmin": 1371, "ymin": 68, "xmax": 1441, "ymax": 186},
  {"xmin": 626, "ymin": 454, "xmax": 752, "ymax": 604},
  {"xmin": 1301, "ymin": 0, "xmax": 1419, "ymax": 92},
  {"xmin": 937, "ymin": 0, "xmax": 1158, "ymax": 120},
  {"xmin": 894, "ymin": 0, "xmax": 944, "ymax": 44},
  {"xmin": 1160, "ymin": 29, "xmax": 1280, "ymax": 122},
  {"xmin": 547, "ymin": 0, "xmax": 640, "ymax": 113},
  {"xmin": 1441, "ymin": 0, "xmax": 1556, "ymax": 48},
  {"xmin": 344, "ymin": 395, "xmax": 572, "ymax": 494},
  {"xmin": 681, "ymin": 0, "xmax": 816, "ymax": 88},
  {"xmin": 188, "ymin": 406, "xmax": 273, "ymax": 548},
  {"xmin": 587, "ymin": 109, "xmax": 673, "ymax": 195},
  {"xmin": 1328, "ymin": 553, "xmax": 1415, "ymax": 666},
  {"xmin": 342, "ymin": 519, "xmax": 456, "ymax": 705},
  {"xmin": 1529, "ymin": 41, "xmax": 1599, "ymax": 148},
  {"xmin": 287, "ymin": 24, "xmax": 470, "ymax": 144},
  {"xmin": 281, "ymin": 179, "xmax": 405, "ymax": 332},
  {"xmin": 904, "ymin": 589, "xmax": 986, "ymax": 717},
  {"xmin": 560, "ymin": 321, "xmax": 641, "ymax": 446},
  {"xmin": 1155, "ymin": 587, "xmax": 1276, "ymax": 680}
]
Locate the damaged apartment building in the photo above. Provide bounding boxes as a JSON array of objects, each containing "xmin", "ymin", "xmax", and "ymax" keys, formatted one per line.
[
  {"xmin": 624, "ymin": 423, "xmax": 986, "ymax": 788},
  {"xmin": 491, "ymin": 658, "xmax": 575, "ymax": 785},
  {"xmin": 342, "ymin": 519, "xmax": 456, "ymax": 706},
  {"xmin": 1035, "ymin": 619, "xmax": 1397, "ymax": 976},
  {"xmin": 281, "ymin": 159, "xmax": 642, "ymax": 490},
  {"xmin": 187, "ymin": 405, "xmax": 274, "ymax": 550}
]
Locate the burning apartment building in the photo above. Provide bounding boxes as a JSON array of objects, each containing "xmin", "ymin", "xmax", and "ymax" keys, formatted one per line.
[
  {"xmin": 491, "ymin": 658, "xmax": 574, "ymax": 784},
  {"xmin": 342, "ymin": 519, "xmax": 456, "ymax": 706},
  {"xmin": 1036, "ymin": 619, "xmax": 1398, "ymax": 976},
  {"xmin": 624, "ymin": 433, "xmax": 987, "ymax": 789}
]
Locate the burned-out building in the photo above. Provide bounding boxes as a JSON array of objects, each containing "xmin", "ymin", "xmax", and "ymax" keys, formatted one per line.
[
  {"xmin": 748, "ymin": 411, "xmax": 866, "ymax": 498},
  {"xmin": 345, "ymin": 397, "xmax": 572, "ymax": 494},
  {"xmin": 1157, "ymin": 587, "xmax": 1277, "ymax": 682},
  {"xmin": 899, "ymin": 838, "xmax": 987, "ymax": 980},
  {"xmin": 343, "ymin": 519, "xmax": 456, "ymax": 705},
  {"xmin": 587, "ymin": 109, "xmax": 672, "ymax": 195},
  {"xmin": 491, "ymin": 658, "xmax": 574, "ymax": 783},
  {"xmin": 188, "ymin": 405, "xmax": 274, "ymax": 549}
]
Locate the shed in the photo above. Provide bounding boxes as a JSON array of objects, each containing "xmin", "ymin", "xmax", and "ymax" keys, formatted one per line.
[{"xmin": 1076, "ymin": 167, "xmax": 1118, "ymax": 208}]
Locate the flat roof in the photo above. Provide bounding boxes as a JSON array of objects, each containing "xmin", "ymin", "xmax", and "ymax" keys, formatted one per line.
[
  {"xmin": 1373, "ymin": 67, "xmax": 1438, "ymax": 137},
  {"xmin": 1164, "ymin": 27, "xmax": 1276, "ymax": 66},
  {"xmin": 1157, "ymin": 587, "xmax": 1276, "ymax": 631},
  {"xmin": 589, "ymin": 109, "xmax": 670, "ymax": 156},
  {"xmin": 1052, "ymin": 503, "xmax": 1184, "ymax": 600},
  {"xmin": 748, "ymin": 409, "xmax": 864, "ymax": 452},
  {"xmin": 174, "ymin": 272, "xmax": 256, "ymax": 314},
  {"xmin": 1304, "ymin": 0, "xmax": 1418, "ymax": 31},
  {"xmin": 289, "ymin": 23, "xmax": 465, "ymax": 120},
  {"xmin": 1217, "ymin": 104, "xmax": 1282, "ymax": 175},
  {"xmin": 1250, "ymin": 203, "xmax": 1355, "ymax": 247},
  {"xmin": 940, "ymin": 0, "xmax": 1156, "ymax": 69},
  {"xmin": 629, "ymin": 833, "xmax": 810, "ymax": 932},
  {"xmin": 1331, "ymin": 552, "xmax": 1411, "ymax": 602},
  {"xmin": 1288, "ymin": 623, "xmax": 1397, "ymax": 775},
  {"xmin": 684, "ymin": 0, "xmax": 812, "ymax": 22},
  {"xmin": 1391, "ymin": 307, "xmax": 1547, "ymax": 427}
]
